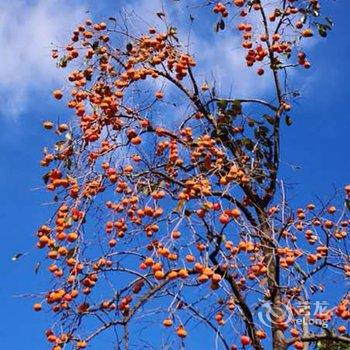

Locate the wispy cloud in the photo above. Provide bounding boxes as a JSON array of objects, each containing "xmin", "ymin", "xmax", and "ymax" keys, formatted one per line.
[
  {"xmin": 191, "ymin": 34, "xmax": 271, "ymax": 99},
  {"xmin": 0, "ymin": 0, "xmax": 86, "ymax": 118},
  {"xmin": 0, "ymin": 0, "xmax": 316, "ymax": 118},
  {"xmin": 125, "ymin": 0, "xmax": 271, "ymax": 98}
]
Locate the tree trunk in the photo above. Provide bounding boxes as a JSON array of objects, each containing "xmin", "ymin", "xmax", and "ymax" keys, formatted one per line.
[
  {"xmin": 271, "ymin": 293, "xmax": 287, "ymax": 350},
  {"xmin": 272, "ymin": 328, "xmax": 287, "ymax": 350},
  {"xmin": 259, "ymin": 217, "xmax": 287, "ymax": 350}
]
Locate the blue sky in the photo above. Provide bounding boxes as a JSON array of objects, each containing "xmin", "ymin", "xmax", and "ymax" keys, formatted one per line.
[{"xmin": 0, "ymin": 0, "xmax": 349, "ymax": 349}]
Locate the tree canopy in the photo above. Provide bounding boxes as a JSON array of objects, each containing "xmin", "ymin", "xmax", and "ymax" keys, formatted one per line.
[{"xmin": 34, "ymin": 1, "xmax": 349, "ymax": 349}]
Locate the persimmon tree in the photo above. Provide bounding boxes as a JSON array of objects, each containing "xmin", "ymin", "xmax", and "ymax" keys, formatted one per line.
[{"xmin": 34, "ymin": 1, "xmax": 350, "ymax": 349}]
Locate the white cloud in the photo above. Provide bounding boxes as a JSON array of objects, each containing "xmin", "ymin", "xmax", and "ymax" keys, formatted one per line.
[
  {"xmin": 124, "ymin": 0, "xmax": 271, "ymax": 99},
  {"xmin": 0, "ymin": 0, "xmax": 87, "ymax": 118},
  {"xmin": 0, "ymin": 0, "xmax": 316, "ymax": 118},
  {"xmin": 190, "ymin": 34, "xmax": 271, "ymax": 99}
]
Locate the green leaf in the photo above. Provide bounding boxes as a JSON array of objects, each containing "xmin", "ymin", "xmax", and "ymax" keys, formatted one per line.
[
  {"xmin": 274, "ymin": 9, "xmax": 282, "ymax": 17},
  {"xmin": 66, "ymin": 247, "xmax": 77, "ymax": 259},
  {"xmin": 65, "ymin": 216, "xmax": 73, "ymax": 227},
  {"xmin": 174, "ymin": 200, "xmax": 185, "ymax": 213},
  {"xmin": 232, "ymin": 99, "xmax": 242, "ymax": 108},
  {"xmin": 247, "ymin": 118, "xmax": 255, "ymax": 127},
  {"xmin": 325, "ymin": 17, "xmax": 334, "ymax": 27},
  {"xmin": 35, "ymin": 262, "xmax": 41, "ymax": 274},
  {"xmin": 169, "ymin": 27, "xmax": 178, "ymax": 39},
  {"xmin": 142, "ymin": 187, "xmax": 150, "ymax": 195},
  {"xmin": 263, "ymin": 114, "xmax": 275, "ymax": 125},
  {"xmin": 346, "ymin": 199, "xmax": 350, "ymax": 211},
  {"xmin": 54, "ymin": 140, "xmax": 66, "ymax": 152},
  {"xmin": 318, "ymin": 27, "xmax": 327, "ymax": 38},
  {"xmin": 316, "ymin": 23, "xmax": 332, "ymax": 38},
  {"xmin": 126, "ymin": 43, "xmax": 133, "ymax": 52},
  {"xmin": 285, "ymin": 115, "xmax": 293, "ymax": 126},
  {"xmin": 159, "ymin": 180, "xmax": 166, "ymax": 188},
  {"xmin": 226, "ymin": 109, "xmax": 237, "ymax": 117},
  {"xmin": 42, "ymin": 172, "xmax": 50, "ymax": 184},
  {"xmin": 219, "ymin": 19, "xmax": 225, "ymax": 30},
  {"xmin": 242, "ymin": 138, "xmax": 254, "ymax": 151},
  {"xmin": 216, "ymin": 100, "xmax": 228, "ymax": 110},
  {"xmin": 255, "ymin": 126, "xmax": 269, "ymax": 139},
  {"xmin": 63, "ymin": 158, "xmax": 71, "ymax": 170},
  {"xmin": 65, "ymin": 132, "xmax": 73, "ymax": 141},
  {"xmin": 58, "ymin": 56, "xmax": 68, "ymax": 68}
]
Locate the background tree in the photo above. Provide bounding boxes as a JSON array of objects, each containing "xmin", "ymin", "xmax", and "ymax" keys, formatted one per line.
[
  {"xmin": 34, "ymin": 1, "xmax": 350, "ymax": 349},
  {"xmin": 317, "ymin": 340, "xmax": 350, "ymax": 350}
]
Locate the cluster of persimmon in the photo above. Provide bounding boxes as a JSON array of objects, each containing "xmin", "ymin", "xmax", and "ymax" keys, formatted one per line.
[
  {"xmin": 50, "ymin": 19, "xmax": 197, "ymax": 149},
  {"xmin": 219, "ymin": 164, "xmax": 250, "ymax": 186},
  {"xmin": 190, "ymin": 134, "xmax": 225, "ymax": 168},
  {"xmin": 265, "ymin": 201, "xmax": 350, "ymax": 273},
  {"xmin": 35, "ymin": 170, "xmax": 350, "ymax": 348},
  {"xmin": 212, "ymin": 0, "xmax": 322, "ymax": 75},
  {"xmin": 297, "ymin": 51, "xmax": 311, "ymax": 69},
  {"xmin": 178, "ymin": 177, "xmax": 212, "ymax": 200},
  {"xmin": 44, "ymin": 169, "xmax": 69, "ymax": 191},
  {"xmin": 34, "ymin": 201, "xmax": 92, "ymax": 317},
  {"xmin": 213, "ymin": 2, "xmax": 229, "ymax": 17},
  {"xmin": 37, "ymin": 204, "xmax": 82, "ymax": 249}
]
